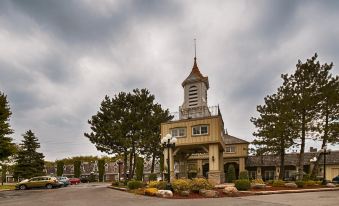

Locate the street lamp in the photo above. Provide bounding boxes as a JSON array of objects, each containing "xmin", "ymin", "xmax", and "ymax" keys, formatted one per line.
[
  {"xmin": 319, "ymin": 146, "xmax": 331, "ymax": 185},
  {"xmin": 161, "ymin": 134, "xmax": 177, "ymax": 183}
]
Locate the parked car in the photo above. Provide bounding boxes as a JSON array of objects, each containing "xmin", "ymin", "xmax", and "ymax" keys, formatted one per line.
[
  {"xmin": 15, "ymin": 176, "xmax": 60, "ymax": 190},
  {"xmin": 80, "ymin": 175, "xmax": 90, "ymax": 183},
  {"xmin": 332, "ymin": 175, "xmax": 339, "ymax": 184},
  {"xmin": 57, "ymin": 176, "xmax": 70, "ymax": 187},
  {"xmin": 69, "ymin": 178, "xmax": 81, "ymax": 185}
]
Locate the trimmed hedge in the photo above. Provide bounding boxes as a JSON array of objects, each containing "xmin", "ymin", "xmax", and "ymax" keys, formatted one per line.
[
  {"xmin": 127, "ymin": 180, "xmax": 143, "ymax": 190},
  {"xmin": 235, "ymin": 179, "xmax": 251, "ymax": 191}
]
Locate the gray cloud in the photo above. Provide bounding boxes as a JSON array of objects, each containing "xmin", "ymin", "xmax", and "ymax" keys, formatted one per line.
[{"xmin": 1, "ymin": 0, "xmax": 339, "ymax": 160}]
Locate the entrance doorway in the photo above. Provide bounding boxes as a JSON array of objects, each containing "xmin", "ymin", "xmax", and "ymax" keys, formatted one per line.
[{"xmin": 202, "ymin": 163, "xmax": 209, "ymax": 178}]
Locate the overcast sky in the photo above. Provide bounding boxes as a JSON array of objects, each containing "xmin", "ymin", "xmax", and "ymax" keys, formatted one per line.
[{"xmin": 1, "ymin": 0, "xmax": 338, "ymax": 161}]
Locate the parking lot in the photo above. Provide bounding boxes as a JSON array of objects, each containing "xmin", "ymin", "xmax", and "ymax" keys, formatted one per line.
[{"xmin": 0, "ymin": 182, "xmax": 338, "ymax": 206}]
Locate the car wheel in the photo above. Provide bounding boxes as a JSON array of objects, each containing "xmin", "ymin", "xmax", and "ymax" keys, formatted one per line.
[
  {"xmin": 19, "ymin": 185, "xmax": 27, "ymax": 190},
  {"xmin": 46, "ymin": 184, "xmax": 53, "ymax": 189}
]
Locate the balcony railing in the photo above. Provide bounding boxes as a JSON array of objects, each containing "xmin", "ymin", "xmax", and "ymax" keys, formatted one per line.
[{"xmin": 169, "ymin": 105, "xmax": 220, "ymax": 121}]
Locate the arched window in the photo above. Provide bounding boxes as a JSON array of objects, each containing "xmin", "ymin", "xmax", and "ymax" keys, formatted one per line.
[{"xmin": 188, "ymin": 86, "xmax": 198, "ymax": 107}]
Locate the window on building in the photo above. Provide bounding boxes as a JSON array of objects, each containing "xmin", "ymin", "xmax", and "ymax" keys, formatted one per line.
[
  {"xmin": 192, "ymin": 125, "xmax": 208, "ymax": 136},
  {"xmin": 225, "ymin": 146, "xmax": 236, "ymax": 153},
  {"xmin": 171, "ymin": 128, "xmax": 186, "ymax": 138},
  {"xmin": 264, "ymin": 171, "xmax": 275, "ymax": 181},
  {"xmin": 248, "ymin": 171, "xmax": 256, "ymax": 180}
]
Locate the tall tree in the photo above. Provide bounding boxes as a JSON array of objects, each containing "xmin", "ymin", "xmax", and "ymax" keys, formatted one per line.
[
  {"xmin": 98, "ymin": 159, "xmax": 105, "ymax": 182},
  {"xmin": 14, "ymin": 130, "xmax": 45, "ymax": 179},
  {"xmin": 252, "ymin": 85, "xmax": 298, "ymax": 179},
  {"xmin": 85, "ymin": 88, "xmax": 171, "ymax": 180},
  {"xmin": 0, "ymin": 92, "xmax": 15, "ymax": 162},
  {"xmin": 85, "ymin": 93, "xmax": 131, "ymax": 180},
  {"xmin": 311, "ymin": 67, "xmax": 339, "ymax": 178},
  {"xmin": 56, "ymin": 161, "xmax": 64, "ymax": 176},
  {"xmin": 282, "ymin": 54, "xmax": 339, "ymax": 179},
  {"xmin": 73, "ymin": 160, "xmax": 81, "ymax": 178}
]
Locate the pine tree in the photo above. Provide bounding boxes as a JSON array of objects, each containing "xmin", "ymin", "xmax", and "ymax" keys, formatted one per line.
[
  {"xmin": 283, "ymin": 54, "xmax": 335, "ymax": 179},
  {"xmin": 14, "ymin": 130, "xmax": 45, "ymax": 179},
  {"xmin": 56, "ymin": 161, "xmax": 64, "ymax": 176},
  {"xmin": 85, "ymin": 88, "xmax": 172, "ymax": 180},
  {"xmin": 73, "ymin": 160, "xmax": 81, "ymax": 178},
  {"xmin": 252, "ymin": 84, "xmax": 298, "ymax": 179},
  {"xmin": 0, "ymin": 91, "xmax": 15, "ymax": 162},
  {"xmin": 98, "ymin": 159, "xmax": 105, "ymax": 182},
  {"xmin": 226, "ymin": 164, "xmax": 236, "ymax": 183}
]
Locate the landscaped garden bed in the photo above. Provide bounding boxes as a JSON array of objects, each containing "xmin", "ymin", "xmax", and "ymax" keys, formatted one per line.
[{"xmin": 108, "ymin": 171, "xmax": 339, "ymax": 199}]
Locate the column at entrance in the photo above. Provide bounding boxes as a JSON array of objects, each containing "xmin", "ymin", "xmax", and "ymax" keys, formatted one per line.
[
  {"xmin": 239, "ymin": 157, "xmax": 245, "ymax": 174},
  {"xmin": 197, "ymin": 159, "xmax": 203, "ymax": 177},
  {"xmin": 208, "ymin": 144, "xmax": 222, "ymax": 184}
]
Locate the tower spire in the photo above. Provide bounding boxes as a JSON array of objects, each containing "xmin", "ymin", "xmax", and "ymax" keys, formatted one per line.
[
  {"xmin": 193, "ymin": 38, "xmax": 197, "ymax": 68},
  {"xmin": 194, "ymin": 38, "xmax": 197, "ymax": 60}
]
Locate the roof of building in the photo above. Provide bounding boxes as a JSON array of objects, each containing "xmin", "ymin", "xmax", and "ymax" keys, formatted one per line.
[
  {"xmin": 246, "ymin": 150, "xmax": 339, "ymax": 167},
  {"xmin": 223, "ymin": 134, "xmax": 250, "ymax": 144},
  {"xmin": 182, "ymin": 58, "xmax": 209, "ymax": 88}
]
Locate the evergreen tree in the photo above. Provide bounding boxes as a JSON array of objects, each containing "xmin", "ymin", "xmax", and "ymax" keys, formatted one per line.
[
  {"xmin": 98, "ymin": 159, "xmax": 105, "ymax": 182},
  {"xmin": 14, "ymin": 130, "xmax": 45, "ymax": 179},
  {"xmin": 252, "ymin": 85, "xmax": 298, "ymax": 179},
  {"xmin": 74, "ymin": 160, "xmax": 81, "ymax": 178},
  {"xmin": 0, "ymin": 91, "xmax": 15, "ymax": 162},
  {"xmin": 56, "ymin": 161, "xmax": 64, "ymax": 176},
  {"xmin": 135, "ymin": 156, "xmax": 144, "ymax": 181},
  {"xmin": 226, "ymin": 164, "xmax": 236, "ymax": 183},
  {"xmin": 283, "ymin": 54, "xmax": 335, "ymax": 178},
  {"xmin": 85, "ymin": 88, "xmax": 171, "ymax": 180}
]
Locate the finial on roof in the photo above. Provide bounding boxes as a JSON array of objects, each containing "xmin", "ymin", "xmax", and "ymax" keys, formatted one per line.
[
  {"xmin": 193, "ymin": 38, "xmax": 198, "ymax": 68},
  {"xmin": 194, "ymin": 38, "xmax": 197, "ymax": 59}
]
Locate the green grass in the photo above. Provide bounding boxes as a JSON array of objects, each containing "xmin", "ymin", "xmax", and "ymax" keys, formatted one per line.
[{"xmin": 0, "ymin": 185, "xmax": 16, "ymax": 190}]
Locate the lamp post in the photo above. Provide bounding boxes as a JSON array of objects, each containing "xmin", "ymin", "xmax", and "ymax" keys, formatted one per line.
[
  {"xmin": 319, "ymin": 146, "xmax": 331, "ymax": 185},
  {"xmin": 161, "ymin": 134, "xmax": 177, "ymax": 183}
]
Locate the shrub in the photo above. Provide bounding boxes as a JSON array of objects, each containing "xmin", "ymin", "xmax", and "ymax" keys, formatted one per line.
[
  {"xmin": 189, "ymin": 178, "xmax": 212, "ymax": 192},
  {"xmin": 226, "ymin": 165, "xmax": 236, "ymax": 183},
  {"xmin": 235, "ymin": 179, "xmax": 251, "ymax": 191},
  {"xmin": 304, "ymin": 180, "xmax": 316, "ymax": 186},
  {"xmin": 135, "ymin": 157, "xmax": 144, "ymax": 181},
  {"xmin": 266, "ymin": 180, "xmax": 274, "ymax": 185},
  {"xmin": 251, "ymin": 178, "xmax": 265, "ymax": 184},
  {"xmin": 156, "ymin": 181, "xmax": 167, "ymax": 190},
  {"xmin": 272, "ymin": 180, "xmax": 285, "ymax": 187},
  {"xmin": 144, "ymin": 188, "xmax": 158, "ymax": 196},
  {"xmin": 148, "ymin": 181, "xmax": 159, "ymax": 188},
  {"xmin": 295, "ymin": 180, "xmax": 304, "ymax": 188},
  {"xmin": 239, "ymin": 170, "xmax": 249, "ymax": 180},
  {"xmin": 148, "ymin": 173, "xmax": 157, "ymax": 181},
  {"xmin": 172, "ymin": 179, "xmax": 191, "ymax": 193},
  {"xmin": 302, "ymin": 174, "xmax": 311, "ymax": 181},
  {"xmin": 127, "ymin": 180, "xmax": 143, "ymax": 190}
]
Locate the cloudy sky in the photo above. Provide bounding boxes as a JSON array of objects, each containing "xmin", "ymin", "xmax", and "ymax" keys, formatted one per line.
[{"xmin": 1, "ymin": 0, "xmax": 339, "ymax": 161}]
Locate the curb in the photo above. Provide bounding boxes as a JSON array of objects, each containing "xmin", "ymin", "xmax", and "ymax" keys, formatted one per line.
[
  {"xmin": 239, "ymin": 187, "xmax": 339, "ymax": 195},
  {"xmin": 107, "ymin": 186, "xmax": 127, "ymax": 191}
]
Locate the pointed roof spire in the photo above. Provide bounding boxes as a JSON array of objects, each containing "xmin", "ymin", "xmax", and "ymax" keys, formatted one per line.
[{"xmin": 181, "ymin": 39, "xmax": 209, "ymax": 89}]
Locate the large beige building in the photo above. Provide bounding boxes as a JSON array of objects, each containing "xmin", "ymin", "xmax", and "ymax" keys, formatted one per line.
[{"xmin": 161, "ymin": 57, "xmax": 249, "ymax": 184}]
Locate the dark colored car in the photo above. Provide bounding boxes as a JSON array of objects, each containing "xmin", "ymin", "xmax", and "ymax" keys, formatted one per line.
[
  {"xmin": 15, "ymin": 176, "xmax": 60, "ymax": 190},
  {"xmin": 332, "ymin": 176, "xmax": 339, "ymax": 183},
  {"xmin": 80, "ymin": 176, "xmax": 90, "ymax": 183},
  {"xmin": 69, "ymin": 178, "xmax": 81, "ymax": 185}
]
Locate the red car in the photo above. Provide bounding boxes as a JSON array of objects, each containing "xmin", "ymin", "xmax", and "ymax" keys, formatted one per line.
[{"xmin": 69, "ymin": 178, "xmax": 81, "ymax": 185}]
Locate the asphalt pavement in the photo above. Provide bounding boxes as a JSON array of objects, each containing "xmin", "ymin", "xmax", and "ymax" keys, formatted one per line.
[{"xmin": 0, "ymin": 183, "xmax": 338, "ymax": 206}]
